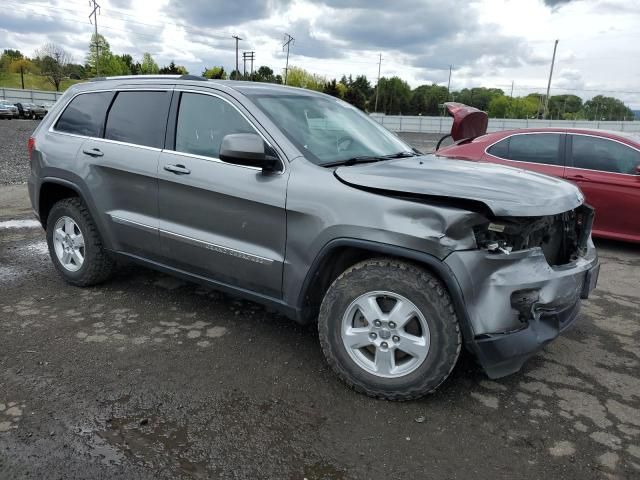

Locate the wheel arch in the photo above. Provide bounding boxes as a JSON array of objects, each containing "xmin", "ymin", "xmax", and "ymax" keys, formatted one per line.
[
  {"xmin": 37, "ymin": 178, "xmax": 111, "ymax": 251},
  {"xmin": 295, "ymin": 238, "xmax": 475, "ymax": 342},
  {"xmin": 38, "ymin": 178, "xmax": 82, "ymax": 229}
]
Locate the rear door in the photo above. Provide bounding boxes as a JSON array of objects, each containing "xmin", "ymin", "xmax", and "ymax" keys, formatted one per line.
[
  {"xmin": 564, "ymin": 134, "xmax": 640, "ymax": 240},
  {"xmin": 483, "ymin": 132, "xmax": 566, "ymax": 178},
  {"xmin": 78, "ymin": 89, "xmax": 172, "ymax": 258},
  {"xmin": 157, "ymin": 90, "xmax": 288, "ymax": 298}
]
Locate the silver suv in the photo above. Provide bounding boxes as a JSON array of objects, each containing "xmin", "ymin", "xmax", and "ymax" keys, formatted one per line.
[{"xmin": 27, "ymin": 75, "xmax": 599, "ymax": 400}]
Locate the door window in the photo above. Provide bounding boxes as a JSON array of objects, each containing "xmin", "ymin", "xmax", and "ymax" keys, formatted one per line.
[
  {"xmin": 104, "ymin": 91, "xmax": 171, "ymax": 148},
  {"xmin": 175, "ymin": 93, "xmax": 255, "ymax": 158},
  {"xmin": 570, "ymin": 135, "xmax": 640, "ymax": 174},
  {"xmin": 486, "ymin": 137, "xmax": 509, "ymax": 158},
  {"xmin": 506, "ymin": 134, "xmax": 562, "ymax": 165},
  {"xmin": 55, "ymin": 92, "xmax": 113, "ymax": 137}
]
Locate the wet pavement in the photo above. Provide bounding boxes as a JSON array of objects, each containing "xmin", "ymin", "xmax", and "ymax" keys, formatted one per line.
[{"xmin": 0, "ymin": 185, "xmax": 639, "ymax": 479}]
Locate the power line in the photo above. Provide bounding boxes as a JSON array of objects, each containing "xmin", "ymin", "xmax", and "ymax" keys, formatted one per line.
[
  {"xmin": 88, "ymin": 0, "xmax": 101, "ymax": 76},
  {"xmin": 282, "ymin": 33, "xmax": 294, "ymax": 85}
]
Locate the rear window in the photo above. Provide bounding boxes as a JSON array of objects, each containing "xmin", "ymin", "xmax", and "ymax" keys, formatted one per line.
[
  {"xmin": 55, "ymin": 92, "xmax": 113, "ymax": 137},
  {"xmin": 105, "ymin": 91, "xmax": 171, "ymax": 148}
]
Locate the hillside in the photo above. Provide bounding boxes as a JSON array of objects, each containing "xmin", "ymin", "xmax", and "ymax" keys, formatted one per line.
[{"xmin": 0, "ymin": 72, "xmax": 81, "ymax": 92}]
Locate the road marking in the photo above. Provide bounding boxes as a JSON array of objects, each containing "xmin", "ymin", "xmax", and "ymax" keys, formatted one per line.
[{"xmin": 0, "ymin": 219, "xmax": 41, "ymax": 229}]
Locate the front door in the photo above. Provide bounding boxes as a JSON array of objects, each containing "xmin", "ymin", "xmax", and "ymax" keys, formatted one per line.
[{"xmin": 157, "ymin": 91, "xmax": 288, "ymax": 298}]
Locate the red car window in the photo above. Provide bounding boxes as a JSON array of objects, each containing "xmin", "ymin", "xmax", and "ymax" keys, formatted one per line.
[{"xmin": 570, "ymin": 135, "xmax": 640, "ymax": 174}]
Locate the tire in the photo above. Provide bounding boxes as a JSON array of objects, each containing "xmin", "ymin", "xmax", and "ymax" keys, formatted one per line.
[
  {"xmin": 318, "ymin": 258, "xmax": 461, "ymax": 401},
  {"xmin": 46, "ymin": 197, "xmax": 116, "ymax": 286}
]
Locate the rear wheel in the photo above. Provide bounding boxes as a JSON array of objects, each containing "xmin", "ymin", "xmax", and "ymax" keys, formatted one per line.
[
  {"xmin": 318, "ymin": 258, "xmax": 461, "ymax": 400},
  {"xmin": 46, "ymin": 198, "xmax": 116, "ymax": 286}
]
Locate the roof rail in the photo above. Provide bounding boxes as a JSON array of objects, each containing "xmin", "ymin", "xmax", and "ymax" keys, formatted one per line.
[{"xmin": 89, "ymin": 74, "xmax": 208, "ymax": 82}]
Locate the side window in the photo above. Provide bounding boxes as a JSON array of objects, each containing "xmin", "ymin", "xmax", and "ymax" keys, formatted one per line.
[
  {"xmin": 175, "ymin": 93, "xmax": 255, "ymax": 158},
  {"xmin": 507, "ymin": 134, "xmax": 562, "ymax": 165},
  {"xmin": 487, "ymin": 137, "xmax": 509, "ymax": 158},
  {"xmin": 105, "ymin": 91, "xmax": 171, "ymax": 148},
  {"xmin": 571, "ymin": 135, "xmax": 640, "ymax": 174},
  {"xmin": 55, "ymin": 92, "xmax": 113, "ymax": 137}
]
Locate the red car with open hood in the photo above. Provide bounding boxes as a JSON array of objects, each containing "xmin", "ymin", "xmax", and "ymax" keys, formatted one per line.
[{"xmin": 435, "ymin": 103, "xmax": 640, "ymax": 243}]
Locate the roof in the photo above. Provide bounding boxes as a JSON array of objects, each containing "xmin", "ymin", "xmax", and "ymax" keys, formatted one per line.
[
  {"xmin": 480, "ymin": 127, "xmax": 639, "ymax": 144},
  {"xmin": 83, "ymin": 74, "xmax": 324, "ymax": 97}
]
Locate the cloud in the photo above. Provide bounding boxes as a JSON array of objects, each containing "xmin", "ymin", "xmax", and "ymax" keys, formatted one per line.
[
  {"xmin": 543, "ymin": 0, "xmax": 577, "ymax": 6},
  {"xmin": 164, "ymin": 0, "xmax": 292, "ymax": 28}
]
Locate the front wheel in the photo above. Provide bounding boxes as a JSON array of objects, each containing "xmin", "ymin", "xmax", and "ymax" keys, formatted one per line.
[
  {"xmin": 318, "ymin": 258, "xmax": 461, "ymax": 400},
  {"xmin": 46, "ymin": 198, "xmax": 116, "ymax": 286}
]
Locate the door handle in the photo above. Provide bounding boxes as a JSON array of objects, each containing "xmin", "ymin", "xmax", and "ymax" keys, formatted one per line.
[
  {"xmin": 82, "ymin": 148, "xmax": 103, "ymax": 157},
  {"xmin": 567, "ymin": 174, "xmax": 586, "ymax": 180},
  {"xmin": 164, "ymin": 164, "xmax": 191, "ymax": 175}
]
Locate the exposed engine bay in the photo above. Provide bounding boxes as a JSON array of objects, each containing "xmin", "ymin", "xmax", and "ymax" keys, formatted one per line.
[{"xmin": 474, "ymin": 204, "xmax": 595, "ymax": 266}]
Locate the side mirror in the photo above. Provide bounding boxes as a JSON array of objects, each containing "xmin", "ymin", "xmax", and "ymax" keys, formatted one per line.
[
  {"xmin": 636, "ymin": 165, "xmax": 640, "ymax": 176},
  {"xmin": 219, "ymin": 133, "xmax": 279, "ymax": 172}
]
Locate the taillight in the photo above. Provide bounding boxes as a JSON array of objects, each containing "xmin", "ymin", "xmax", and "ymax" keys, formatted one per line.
[{"xmin": 27, "ymin": 137, "xmax": 35, "ymax": 160}]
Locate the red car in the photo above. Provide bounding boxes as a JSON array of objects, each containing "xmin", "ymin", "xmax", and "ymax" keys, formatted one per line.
[{"xmin": 436, "ymin": 103, "xmax": 640, "ymax": 243}]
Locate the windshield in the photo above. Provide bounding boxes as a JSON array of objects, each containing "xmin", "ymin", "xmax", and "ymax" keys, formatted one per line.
[{"xmin": 247, "ymin": 93, "xmax": 413, "ymax": 165}]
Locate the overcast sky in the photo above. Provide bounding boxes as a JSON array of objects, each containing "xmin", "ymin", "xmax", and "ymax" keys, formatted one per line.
[{"xmin": 1, "ymin": 0, "xmax": 638, "ymax": 107}]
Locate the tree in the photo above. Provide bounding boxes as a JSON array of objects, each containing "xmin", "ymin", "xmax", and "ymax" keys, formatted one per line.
[
  {"xmin": 374, "ymin": 76, "xmax": 412, "ymax": 114},
  {"xmin": 286, "ymin": 66, "xmax": 325, "ymax": 91},
  {"xmin": 35, "ymin": 43, "xmax": 72, "ymax": 91},
  {"xmin": 548, "ymin": 94, "xmax": 582, "ymax": 119},
  {"xmin": 159, "ymin": 61, "xmax": 188, "ymax": 75},
  {"xmin": 202, "ymin": 66, "xmax": 228, "ymax": 79},
  {"xmin": 249, "ymin": 65, "xmax": 281, "ymax": 83},
  {"xmin": 487, "ymin": 95, "xmax": 510, "ymax": 118},
  {"xmin": 582, "ymin": 95, "xmax": 635, "ymax": 121},
  {"xmin": 9, "ymin": 59, "xmax": 37, "ymax": 89},
  {"xmin": 139, "ymin": 53, "xmax": 159, "ymax": 74},
  {"xmin": 343, "ymin": 75, "xmax": 372, "ymax": 110},
  {"xmin": 409, "ymin": 84, "xmax": 448, "ymax": 115},
  {"xmin": 323, "ymin": 79, "xmax": 342, "ymax": 98},
  {"xmin": 452, "ymin": 87, "xmax": 504, "ymax": 112},
  {"xmin": 1, "ymin": 49, "xmax": 23, "ymax": 72},
  {"xmin": 116, "ymin": 54, "xmax": 135, "ymax": 75}
]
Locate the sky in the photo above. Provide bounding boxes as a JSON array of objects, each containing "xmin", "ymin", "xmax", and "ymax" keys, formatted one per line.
[{"xmin": 1, "ymin": 0, "xmax": 639, "ymax": 108}]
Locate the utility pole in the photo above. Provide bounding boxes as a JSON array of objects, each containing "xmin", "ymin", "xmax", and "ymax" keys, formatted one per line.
[
  {"xmin": 446, "ymin": 65, "xmax": 453, "ymax": 101},
  {"xmin": 242, "ymin": 52, "xmax": 248, "ymax": 79},
  {"xmin": 282, "ymin": 33, "xmax": 294, "ymax": 85},
  {"xmin": 374, "ymin": 53, "xmax": 382, "ymax": 112},
  {"xmin": 510, "ymin": 80, "xmax": 514, "ymax": 98},
  {"xmin": 232, "ymin": 35, "xmax": 242, "ymax": 79},
  {"xmin": 543, "ymin": 39, "xmax": 559, "ymax": 120},
  {"xmin": 89, "ymin": 0, "xmax": 101, "ymax": 76},
  {"xmin": 242, "ymin": 51, "xmax": 255, "ymax": 79}
]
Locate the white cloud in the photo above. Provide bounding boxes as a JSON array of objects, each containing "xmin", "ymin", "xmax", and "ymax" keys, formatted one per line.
[{"xmin": 0, "ymin": 0, "xmax": 637, "ymax": 108}]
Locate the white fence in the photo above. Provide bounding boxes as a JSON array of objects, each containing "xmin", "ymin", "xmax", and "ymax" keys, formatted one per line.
[
  {"xmin": 370, "ymin": 113, "xmax": 640, "ymax": 134},
  {"xmin": 0, "ymin": 87, "xmax": 62, "ymax": 105}
]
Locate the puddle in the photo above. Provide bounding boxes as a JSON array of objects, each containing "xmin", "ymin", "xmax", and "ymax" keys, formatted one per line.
[{"xmin": 96, "ymin": 410, "xmax": 208, "ymax": 478}]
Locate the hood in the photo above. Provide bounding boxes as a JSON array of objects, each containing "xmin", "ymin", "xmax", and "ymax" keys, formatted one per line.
[
  {"xmin": 335, "ymin": 155, "xmax": 584, "ymax": 217},
  {"xmin": 445, "ymin": 102, "xmax": 488, "ymax": 141}
]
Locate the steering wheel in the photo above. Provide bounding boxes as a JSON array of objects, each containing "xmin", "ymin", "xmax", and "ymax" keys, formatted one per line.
[{"xmin": 337, "ymin": 135, "xmax": 354, "ymax": 152}]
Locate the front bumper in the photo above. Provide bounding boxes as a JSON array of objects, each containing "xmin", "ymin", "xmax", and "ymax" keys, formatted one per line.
[{"xmin": 445, "ymin": 241, "xmax": 599, "ymax": 378}]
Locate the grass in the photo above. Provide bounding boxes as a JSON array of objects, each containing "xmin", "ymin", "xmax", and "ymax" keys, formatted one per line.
[{"xmin": 0, "ymin": 72, "xmax": 82, "ymax": 92}]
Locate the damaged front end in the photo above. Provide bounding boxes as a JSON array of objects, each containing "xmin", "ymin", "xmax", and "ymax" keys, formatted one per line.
[
  {"xmin": 445, "ymin": 204, "xmax": 599, "ymax": 379},
  {"xmin": 473, "ymin": 204, "xmax": 594, "ymax": 265}
]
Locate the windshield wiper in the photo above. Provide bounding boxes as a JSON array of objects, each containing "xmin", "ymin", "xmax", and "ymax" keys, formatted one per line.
[{"xmin": 321, "ymin": 151, "xmax": 418, "ymax": 168}]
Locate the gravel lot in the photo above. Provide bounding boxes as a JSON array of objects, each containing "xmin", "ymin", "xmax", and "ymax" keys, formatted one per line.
[
  {"xmin": 0, "ymin": 122, "xmax": 639, "ymax": 479},
  {"xmin": 0, "ymin": 119, "xmax": 39, "ymax": 185}
]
